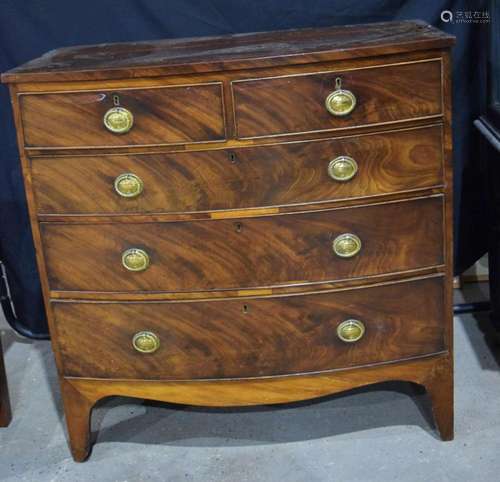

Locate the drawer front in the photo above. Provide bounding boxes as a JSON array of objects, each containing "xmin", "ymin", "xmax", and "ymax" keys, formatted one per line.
[
  {"xmin": 41, "ymin": 196, "xmax": 443, "ymax": 292},
  {"xmin": 20, "ymin": 83, "xmax": 226, "ymax": 148},
  {"xmin": 52, "ymin": 276, "xmax": 446, "ymax": 379},
  {"xmin": 233, "ymin": 60, "xmax": 442, "ymax": 138},
  {"xmin": 32, "ymin": 126, "xmax": 443, "ymax": 215}
]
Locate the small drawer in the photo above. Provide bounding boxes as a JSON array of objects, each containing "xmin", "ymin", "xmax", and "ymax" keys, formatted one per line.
[
  {"xmin": 232, "ymin": 59, "xmax": 442, "ymax": 138},
  {"xmin": 40, "ymin": 196, "xmax": 444, "ymax": 293},
  {"xmin": 32, "ymin": 125, "xmax": 443, "ymax": 215},
  {"xmin": 52, "ymin": 276, "xmax": 446, "ymax": 379},
  {"xmin": 19, "ymin": 83, "xmax": 226, "ymax": 148}
]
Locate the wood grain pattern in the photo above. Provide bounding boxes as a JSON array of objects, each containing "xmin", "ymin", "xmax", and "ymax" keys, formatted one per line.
[
  {"xmin": 1, "ymin": 21, "xmax": 454, "ymax": 83},
  {"xmin": 62, "ymin": 353, "xmax": 453, "ymax": 461},
  {"xmin": 31, "ymin": 125, "xmax": 443, "ymax": 215},
  {"xmin": 20, "ymin": 83, "xmax": 226, "ymax": 148},
  {"xmin": 37, "ymin": 188, "xmax": 445, "ymax": 225},
  {"xmin": 8, "ymin": 51, "xmax": 446, "ymax": 102},
  {"xmin": 440, "ymin": 50, "xmax": 454, "ymax": 417},
  {"xmin": 232, "ymin": 59, "xmax": 442, "ymax": 138},
  {"xmin": 52, "ymin": 276, "xmax": 445, "ymax": 379},
  {"xmin": 49, "ymin": 270, "xmax": 446, "ymax": 301},
  {"xmin": 0, "ymin": 337, "xmax": 11, "ymax": 427},
  {"xmin": 40, "ymin": 196, "xmax": 444, "ymax": 293},
  {"xmin": 60, "ymin": 378, "xmax": 93, "ymax": 462}
]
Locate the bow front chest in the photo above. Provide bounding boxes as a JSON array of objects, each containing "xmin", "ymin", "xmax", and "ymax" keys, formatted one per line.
[{"xmin": 2, "ymin": 20, "xmax": 455, "ymax": 461}]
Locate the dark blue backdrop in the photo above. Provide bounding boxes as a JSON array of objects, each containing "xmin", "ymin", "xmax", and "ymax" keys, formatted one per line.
[{"xmin": 0, "ymin": 0, "xmax": 489, "ymax": 337}]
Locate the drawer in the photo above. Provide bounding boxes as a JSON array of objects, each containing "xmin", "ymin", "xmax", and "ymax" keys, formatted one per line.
[
  {"xmin": 52, "ymin": 276, "xmax": 446, "ymax": 379},
  {"xmin": 41, "ymin": 196, "xmax": 443, "ymax": 293},
  {"xmin": 19, "ymin": 83, "xmax": 226, "ymax": 148},
  {"xmin": 32, "ymin": 125, "xmax": 443, "ymax": 215},
  {"xmin": 232, "ymin": 59, "xmax": 442, "ymax": 138}
]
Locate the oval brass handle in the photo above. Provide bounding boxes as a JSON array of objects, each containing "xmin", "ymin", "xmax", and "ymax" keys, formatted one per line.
[
  {"xmin": 132, "ymin": 331, "xmax": 160, "ymax": 354},
  {"xmin": 328, "ymin": 156, "xmax": 358, "ymax": 182},
  {"xmin": 122, "ymin": 248, "xmax": 150, "ymax": 272},
  {"xmin": 332, "ymin": 233, "xmax": 362, "ymax": 258},
  {"xmin": 103, "ymin": 106, "xmax": 134, "ymax": 134},
  {"xmin": 325, "ymin": 78, "xmax": 356, "ymax": 117},
  {"xmin": 337, "ymin": 319, "xmax": 365, "ymax": 343},
  {"xmin": 114, "ymin": 173, "xmax": 144, "ymax": 198}
]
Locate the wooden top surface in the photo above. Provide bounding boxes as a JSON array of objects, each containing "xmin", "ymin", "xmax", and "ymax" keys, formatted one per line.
[{"xmin": 1, "ymin": 20, "xmax": 454, "ymax": 83}]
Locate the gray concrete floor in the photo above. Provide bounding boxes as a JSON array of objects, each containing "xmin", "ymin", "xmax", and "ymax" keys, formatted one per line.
[{"xmin": 0, "ymin": 283, "xmax": 499, "ymax": 482}]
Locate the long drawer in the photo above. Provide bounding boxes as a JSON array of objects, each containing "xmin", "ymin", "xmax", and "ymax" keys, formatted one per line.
[
  {"xmin": 52, "ymin": 276, "xmax": 446, "ymax": 379},
  {"xmin": 32, "ymin": 126, "xmax": 443, "ymax": 215},
  {"xmin": 41, "ymin": 196, "xmax": 444, "ymax": 293},
  {"xmin": 232, "ymin": 59, "xmax": 442, "ymax": 138},
  {"xmin": 19, "ymin": 83, "xmax": 226, "ymax": 148}
]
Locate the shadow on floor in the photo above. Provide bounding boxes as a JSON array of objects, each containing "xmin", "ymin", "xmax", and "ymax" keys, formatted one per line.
[{"xmin": 91, "ymin": 380, "xmax": 439, "ymax": 450}]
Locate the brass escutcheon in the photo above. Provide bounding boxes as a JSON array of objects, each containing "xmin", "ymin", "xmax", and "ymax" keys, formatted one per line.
[
  {"xmin": 337, "ymin": 319, "xmax": 365, "ymax": 343},
  {"xmin": 114, "ymin": 173, "xmax": 144, "ymax": 198},
  {"xmin": 328, "ymin": 156, "xmax": 358, "ymax": 182},
  {"xmin": 332, "ymin": 233, "xmax": 362, "ymax": 258},
  {"xmin": 122, "ymin": 248, "xmax": 150, "ymax": 272},
  {"xmin": 132, "ymin": 331, "xmax": 160, "ymax": 354}
]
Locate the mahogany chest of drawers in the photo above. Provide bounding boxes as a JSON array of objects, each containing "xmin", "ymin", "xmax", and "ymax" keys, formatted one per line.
[{"xmin": 2, "ymin": 20, "xmax": 455, "ymax": 461}]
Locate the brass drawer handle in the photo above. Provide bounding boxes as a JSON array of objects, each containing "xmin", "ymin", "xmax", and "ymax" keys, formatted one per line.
[
  {"xmin": 332, "ymin": 233, "xmax": 362, "ymax": 258},
  {"xmin": 104, "ymin": 106, "xmax": 134, "ymax": 134},
  {"xmin": 328, "ymin": 156, "xmax": 358, "ymax": 182},
  {"xmin": 337, "ymin": 319, "xmax": 365, "ymax": 343},
  {"xmin": 325, "ymin": 77, "xmax": 356, "ymax": 117},
  {"xmin": 114, "ymin": 173, "xmax": 144, "ymax": 198},
  {"xmin": 133, "ymin": 331, "xmax": 160, "ymax": 354},
  {"xmin": 122, "ymin": 248, "xmax": 150, "ymax": 272},
  {"xmin": 104, "ymin": 95, "xmax": 134, "ymax": 134}
]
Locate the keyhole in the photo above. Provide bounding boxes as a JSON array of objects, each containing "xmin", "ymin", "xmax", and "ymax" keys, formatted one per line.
[
  {"xmin": 112, "ymin": 94, "xmax": 120, "ymax": 106},
  {"xmin": 243, "ymin": 304, "xmax": 249, "ymax": 314},
  {"xmin": 229, "ymin": 152, "xmax": 237, "ymax": 164},
  {"xmin": 235, "ymin": 222, "xmax": 242, "ymax": 233}
]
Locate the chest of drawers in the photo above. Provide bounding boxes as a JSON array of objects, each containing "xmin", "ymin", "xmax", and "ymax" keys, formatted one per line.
[{"xmin": 2, "ymin": 20, "xmax": 455, "ymax": 461}]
